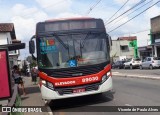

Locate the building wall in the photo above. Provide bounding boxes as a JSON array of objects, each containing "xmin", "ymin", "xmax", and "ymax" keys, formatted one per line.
[
  {"xmin": 151, "ymin": 15, "xmax": 160, "ymax": 33},
  {"xmin": 0, "ymin": 32, "xmax": 19, "ymax": 68},
  {"xmin": 110, "ymin": 40, "xmax": 134, "ymax": 62},
  {"xmin": 0, "ymin": 32, "xmax": 12, "ymax": 45}
]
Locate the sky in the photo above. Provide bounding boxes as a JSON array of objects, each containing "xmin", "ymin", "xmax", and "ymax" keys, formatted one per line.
[{"xmin": 0, "ymin": 0, "xmax": 160, "ymax": 59}]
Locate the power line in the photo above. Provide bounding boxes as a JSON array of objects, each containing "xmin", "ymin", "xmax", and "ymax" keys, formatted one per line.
[
  {"xmin": 126, "ymin": 0, "xmax": 153, "ymax": 17},
  {"xmin": 86, "ymin": 0, "xmax": 102, "ymax": 15},
  {"xmin": 113, "ymin": 29, "xmax": 150, "ymax": 36},
  {"xmin": 131, "ymin": 29, "xmax": 150, "ymax": 34},
  {"xmin": 105, "ymin": 0, "xmax": 130, "ymax": 23},
  {"xmin": 105, "ymin": 0, "xmax": 147, "ymax": 25},
  {"xmin": 109, "ymin": 0, "xmax": 153, "ymax": 28},
  {"xmin": 108, "ymin": 0, "xmax": 160, "ymax": 33}
]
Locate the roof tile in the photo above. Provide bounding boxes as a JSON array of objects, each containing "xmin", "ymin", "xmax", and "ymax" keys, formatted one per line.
[{"xmin": 0, "ymin": 23, "xmax": 14, "ymax": 32}]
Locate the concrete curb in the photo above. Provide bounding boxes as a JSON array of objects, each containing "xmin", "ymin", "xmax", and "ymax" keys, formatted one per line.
[{"xmin": 112, "ymin": 73, "xmax": 160, "ymax": 80}]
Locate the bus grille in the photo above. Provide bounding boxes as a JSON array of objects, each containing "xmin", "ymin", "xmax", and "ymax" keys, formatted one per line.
[
  {"xmin": 50, "ymin": 62, "xmax": 107, "ymax": 78},
  {"xmin": 55, "ymin": 83, "xmax": 100, "ymax": 95}
]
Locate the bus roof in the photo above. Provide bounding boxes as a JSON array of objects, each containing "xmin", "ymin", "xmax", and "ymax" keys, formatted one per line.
[
  {"xmin": 45, "ymin": 17, "xmax": 97, "ymax": 22},
  {"xmin": 36, "ymin": 17, "xmax": 106, "ymax": 34}
]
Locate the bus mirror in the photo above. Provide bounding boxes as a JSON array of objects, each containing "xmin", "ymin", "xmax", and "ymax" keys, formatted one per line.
[{"xmin": 29, "ymin": 40, "xmax": 35, "ymax": 54}]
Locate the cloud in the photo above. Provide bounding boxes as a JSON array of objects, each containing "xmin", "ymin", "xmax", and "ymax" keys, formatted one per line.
[
  {"xmin": 12, "ymin": 3, "xmax": 48, "ymax": 21},
  {"xmin": 35, "ymin": 0, "xmax": 72, "ymax": 14},
  {"xmin": 10, "ymin": 3, "xmax": 50, "ymax": 59},
  {"xmin": 11, "ymin": 3, "xmax": 49, "ymax": 42},
  {"xmin": 55, "ymin": 12, "xmax": 82, "ymax": 18},
  {"xmin": 144, "ymin": 5, "xmax": 160, "ymax": 19},
  {"xmin": 114, "ymin": 0, "xmax": 141, "ymax": 5},
  {"xmin": 11, "ymin": 16, "xmax": 35, "ymax": 41}
]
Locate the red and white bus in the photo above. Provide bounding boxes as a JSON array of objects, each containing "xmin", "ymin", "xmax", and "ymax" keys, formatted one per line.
[{"xmin": 29, "ymin": 17, "xmax": 112, "ymax": 103}]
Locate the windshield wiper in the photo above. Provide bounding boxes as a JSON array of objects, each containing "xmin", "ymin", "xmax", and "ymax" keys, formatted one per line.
[
  {"xmin": 81, "ymin": 32, "xmax": 90, "ymax": 48},
  {"xmin": 53, "ymin": 34, "xmax": 69, "ymax": 49},
  {"xmin": 81, "ymin": 32, "xmax": 103, "ymax": 48}
]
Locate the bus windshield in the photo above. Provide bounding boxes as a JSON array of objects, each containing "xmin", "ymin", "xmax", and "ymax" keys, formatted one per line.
[{"xmin": 38, "ymin": 32, "xmax": 109, "ymax": 69}]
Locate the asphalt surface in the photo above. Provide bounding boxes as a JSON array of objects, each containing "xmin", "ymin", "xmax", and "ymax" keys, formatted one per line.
[
  {"xmin": 50, "ymin": 77, "xmax": 160, "ymax": 115},
  {"xmin": 112, "ymin": 69, "xmax": 160, "ymax": 76}
]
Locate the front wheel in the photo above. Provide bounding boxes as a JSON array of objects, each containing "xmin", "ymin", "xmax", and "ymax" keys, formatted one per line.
[
  {"xmin": 149, "ymin": 65, "xmax": 153, "ymax": 70},
  {"xmin": 140, "ymin": 65, "xmax": 143, "ymax": 70}
]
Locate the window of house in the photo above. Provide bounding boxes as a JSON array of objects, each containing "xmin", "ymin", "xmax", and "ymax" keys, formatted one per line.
[{"xmin": 120, "ymin": 45, "xmax": 129, "ymax": 52}]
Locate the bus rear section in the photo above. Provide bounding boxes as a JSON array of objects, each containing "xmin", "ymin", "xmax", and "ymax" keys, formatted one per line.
[{"xmin": 29, "ymin": 17, "xmax": 113, "ymax": 101}]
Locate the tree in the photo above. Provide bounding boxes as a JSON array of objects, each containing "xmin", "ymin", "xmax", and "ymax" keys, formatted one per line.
[{"xmin": 26, "ymin": 56, "xmax": 37, "ymax": 68}]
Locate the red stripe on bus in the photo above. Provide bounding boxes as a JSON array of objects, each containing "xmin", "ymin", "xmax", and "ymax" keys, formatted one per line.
[{"xmin": 39, "ymin": 64, "xmax": 111, "ymax": 87}]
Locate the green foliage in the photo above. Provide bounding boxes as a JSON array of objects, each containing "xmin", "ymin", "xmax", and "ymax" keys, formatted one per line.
[{"xmin": 30, "ymin": 61, "xmax": 37, "ymax": 68}]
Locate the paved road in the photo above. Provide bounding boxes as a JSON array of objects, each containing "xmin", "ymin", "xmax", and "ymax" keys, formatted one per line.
[
  {"xmin": 50, "ymin": 77, "xmax": 160, "ymax": 115},
  {"xmin": 112, "ymin": 69, "xmax": 160, "ymax": 76}
]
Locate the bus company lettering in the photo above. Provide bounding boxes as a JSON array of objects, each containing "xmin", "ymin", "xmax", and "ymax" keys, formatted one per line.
[{"xmin": 55, "ymin": 81, "xmax": 76, "ymax": 86}]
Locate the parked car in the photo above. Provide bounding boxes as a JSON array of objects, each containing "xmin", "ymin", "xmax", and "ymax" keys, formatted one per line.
[
  {"xmin": 139, "ymin": 57, "xmax": 160, "ymax": 69},
  {"xmin": 112, "ymin": 60, "xmax": 126, "ymax": 69},
  {"xmin": 124, "ymin": 58, "xmax": 141, "ymax": 69}
]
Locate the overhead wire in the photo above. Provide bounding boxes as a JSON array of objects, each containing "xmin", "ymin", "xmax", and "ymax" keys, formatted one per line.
[
  {"xmin": 105, "ymin": 0, "xmax": 147, "ymax": 25},
  {"xmin": 109, "ymin": 0, "xmax": 153, "ymax": 28},
  {"xmin": 108, "ymin": 0, "xmax": 160, "ymax": 33},
  {"xmin": 105, "ymin": 0, "xmax": 130, "ymax": 23},
  {"xmin": 86, "ymin": 0, "xmax": 102, "ymax": 15},
  {"xmin": 113, "ymin": 29, "xmax": 150, "ymax": 36}
]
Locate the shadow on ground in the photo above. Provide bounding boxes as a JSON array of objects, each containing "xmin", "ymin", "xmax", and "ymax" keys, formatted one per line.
[
  {"xmin": 18, "ymin": 85, "xmax": 40, "ymax": 95},
  {"xmin": 49, "ymin": 91, "xmax": 114, "ymax": 112},
  {"xmin": 25, "ymin": 85, "xmax": 40, "ymax": 94},
  {"xmin": 21, "ymin": 96, "xmax": 29, "ymax": 101}
]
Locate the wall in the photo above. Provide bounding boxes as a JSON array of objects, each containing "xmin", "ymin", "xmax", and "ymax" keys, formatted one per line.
[
  {"xmin": 0, "ymin": 32, "xmax": 12, "ymax": 45},
  {"xmin": 111, "ymin": 40, "xmax": 134, "ymax": 61},
  {"xmin": 151, "ymin": 15, "xmax": 160, "ymax": 33},
  {"xmin": 0, "ymin": 32, "xmax": 19, "ymax": 68}
]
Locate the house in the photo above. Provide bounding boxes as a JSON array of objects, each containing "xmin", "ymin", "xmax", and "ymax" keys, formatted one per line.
[
  {"xmin": 110, "ymin": 36, "xmax": 137, "ymax": 62},
  {"xmin": 0, "ymin": 23, "xmax": 25, "ymax": 68}
]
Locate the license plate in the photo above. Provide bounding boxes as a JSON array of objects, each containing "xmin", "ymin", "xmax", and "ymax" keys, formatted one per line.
[{"xmin": 73, "ymin": 88, "xmax": 85, "ymax": 93}]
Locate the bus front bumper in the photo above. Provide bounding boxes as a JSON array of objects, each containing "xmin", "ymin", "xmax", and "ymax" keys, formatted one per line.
[{"xmin": 40, "ymin": 77, "xmax": 112, "ymax": 100}]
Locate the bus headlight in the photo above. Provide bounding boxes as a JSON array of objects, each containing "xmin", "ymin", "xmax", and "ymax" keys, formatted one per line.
[
  {"xmin": 101, "ymin": 75, "xmax": 107, "ymax": 83},
  {"xmin": 47, "ymin": 82, "xmax": 54, "ymax": 90}
]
